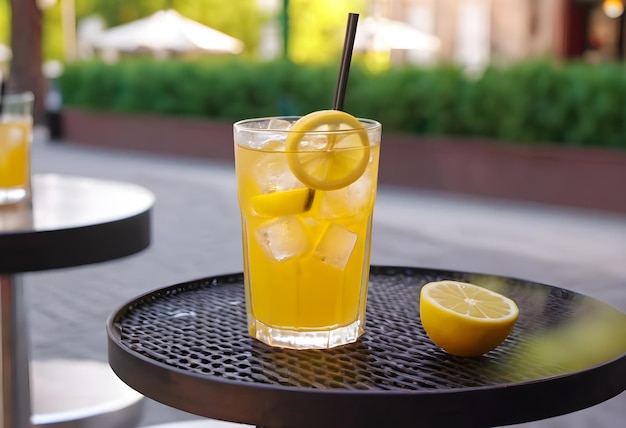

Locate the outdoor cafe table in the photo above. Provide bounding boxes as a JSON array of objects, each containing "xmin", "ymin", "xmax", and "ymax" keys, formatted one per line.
[
  {"xmin": 107, "ymin": 266, "xmax": 626, "ymax": 428},
  {"xmin": 0, "ymin": 173, "xmax": 154, "ymax": 428}
]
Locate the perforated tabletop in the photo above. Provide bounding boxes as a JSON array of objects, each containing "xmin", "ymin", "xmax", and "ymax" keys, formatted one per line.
[{"xmin": 107, "ymin": 266, "xmax": 626, "ymax": 428}]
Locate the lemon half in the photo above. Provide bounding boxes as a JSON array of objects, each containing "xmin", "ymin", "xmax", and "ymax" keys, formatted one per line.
[
  {"xmin": 286, "ymin": 110, "xmax": 370, "ymax": 191},
  {"xmin": 420, "ymin": 280, "xmax": 519, "ymax": 357},
  {"xmin": 251, "ymin": 188, "xmax": 315, "ymax": 217}
]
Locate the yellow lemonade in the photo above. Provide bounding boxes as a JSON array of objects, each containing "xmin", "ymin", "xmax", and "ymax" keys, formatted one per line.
[
  {"xmin": 234, "ymin": 113, "xmax": 381, "ymax": 349},
  {"xmin": 0, "ymin": 119, "xmax": 32, "ymax": 188}
]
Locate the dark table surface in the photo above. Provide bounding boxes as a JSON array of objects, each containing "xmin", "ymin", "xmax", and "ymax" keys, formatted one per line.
[
  {"xmin": 0, "ymin": 173, "xmax": 154, "ymax": 273},
  {"xmin": 107, "ymin": 266, "xmax": 626, "ymax": 428}
]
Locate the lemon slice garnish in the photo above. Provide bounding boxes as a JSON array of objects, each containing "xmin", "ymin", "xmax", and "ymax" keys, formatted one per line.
[
  {"xmin": 252, "ymin": 188, "xmax": 315, "ymax": 217},
  {"xmin": 420, "ymin": 280, "xmax": 519, "ymax": 357},
  {"xmin": 286, "ymin": 110, "xmax": 370, "ymax": 191}
]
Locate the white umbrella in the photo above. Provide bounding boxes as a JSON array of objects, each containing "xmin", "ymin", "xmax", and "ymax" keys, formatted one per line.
[
  {"xmin": 354, "ymin": 16, "xmax": 440, "ymax": 52},
  {"xmin": 92, "ymin": 9, "xmax": 243, "ymax": 55}
]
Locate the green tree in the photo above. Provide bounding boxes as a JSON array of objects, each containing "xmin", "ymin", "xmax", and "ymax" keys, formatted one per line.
[
  {"xmin": 0, "ymin": 1, "xmax": 9, "ymax": 47},
  {"xmin": 287, "ymin": 0, "xmax": 367, "ymax": 64},
  {"xmin": 9, "ymin": 0, "xmax": 372, "ymax": 64},
  {"xmin": 42, "ymin": 1, "xmax": 63, "ymax": 61},
  {"xmin": 175, "ymin": 0, "xmax": 264, "ymax": 55}
]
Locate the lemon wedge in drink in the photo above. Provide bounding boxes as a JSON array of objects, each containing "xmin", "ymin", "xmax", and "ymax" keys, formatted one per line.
[
  {"xmin": 420, "ymin": 280, "xmax": 519, "ymax": 357},
  {"xmin": 286, "ymin": 110, "xmax": 370, "ymax": 191},
  {"xmin": 252, "ymin": 188, "xmax": 315, "ymax": 217}
]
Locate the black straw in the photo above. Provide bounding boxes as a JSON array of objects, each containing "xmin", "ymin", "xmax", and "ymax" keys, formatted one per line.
[{"xmin": 333, "ymin": 13, "xmax": 359, "ymax": 111}]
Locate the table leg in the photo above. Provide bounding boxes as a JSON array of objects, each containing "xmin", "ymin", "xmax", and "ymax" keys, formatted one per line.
[{"xmin": 0, "ymin": 274, "xmax": 33, "ymax": 428}]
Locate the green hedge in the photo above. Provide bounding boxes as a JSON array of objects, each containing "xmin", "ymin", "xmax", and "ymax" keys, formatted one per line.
[{"xmin": 59, "ymin": 58, "xmax": 626, "ymax": 149}]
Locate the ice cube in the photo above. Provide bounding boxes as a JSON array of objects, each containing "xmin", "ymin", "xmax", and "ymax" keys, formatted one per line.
[
  {"xmin": 256, "ymin": 216, "xmax": 309, "ymax": 261},
  {"xmin": 245, "ymin": 119, "xmax": 291, "ymax": 149},
  {"xmin": 247, "ymin": 135, "xmax": 286, "ymax": 150},
  {"xmin": 314, "ymin": 223, "xmax": 358, "ymax": 270},
  {"xmin": 267, "ymin": 119, "xmax": 292, "ymax": 130},
  {"xmin": 319, "ymin": 174, "xmax": 373, "ymax": 218},
  {"xmin": 8, "ymin": 127, "xmax": 24, "ymax": 143},
  {"xmin": 2, "ymin": 125, "xmax": 26, "ymax": 148},
  {"xmin": 297, "ymin": 134, "xmax": 329, "ymax": 151},
  {"xmin": 254, "ymin": 153, "xmax": 304, "ymax": 193}
]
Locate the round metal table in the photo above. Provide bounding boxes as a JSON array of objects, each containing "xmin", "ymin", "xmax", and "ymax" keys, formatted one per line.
[
  {"xmin": 0, "ymin": 173, "xmax": 154, "ymax": 428},
  {"xmin": 107, "ymin": 266, "xmax": 626, "ymax": 428}
]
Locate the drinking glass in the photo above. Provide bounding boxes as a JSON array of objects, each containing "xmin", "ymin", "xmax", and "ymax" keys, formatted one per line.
[
  {"xmin": 234, "ymin": 115, "xmax": 382, "ymax": 349},
  {"xmin": 0, "ymin": 92, "xmax": 34, "ymax": 205}
]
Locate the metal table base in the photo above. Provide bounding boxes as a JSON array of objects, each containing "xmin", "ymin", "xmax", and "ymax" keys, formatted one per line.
[
  {"xmin": 0, "ymin": 274, "xmax": 31, "ymax": 427},
  {"xmin": 1, "ymin": 174, "xmax": 154, "ymax": 428},
  {"xmin": 30, "ymin": 359, "xmax": 144, "ymax": 427}
]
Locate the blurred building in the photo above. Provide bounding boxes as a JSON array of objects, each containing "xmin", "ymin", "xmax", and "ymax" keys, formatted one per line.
[
  {"xmin": 563, "ymin": 0, "xmax": 625, "ymax": 61},
  {"xmin": 381, "ymin": 0, "xmax": 625, "ymax": 68}
]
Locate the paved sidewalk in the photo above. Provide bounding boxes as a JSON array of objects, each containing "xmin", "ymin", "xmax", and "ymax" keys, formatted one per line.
[{"xmin": 27, "ymin": 132, "xmax": 626, "ymax": 427}]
